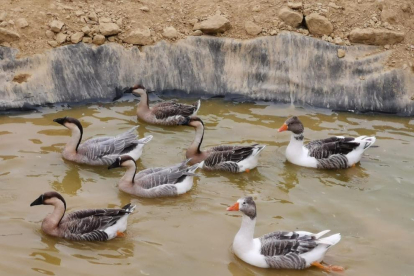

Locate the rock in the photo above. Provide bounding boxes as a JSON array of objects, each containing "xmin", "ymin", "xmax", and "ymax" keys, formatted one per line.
[
  {"xmin": 278, "ymin": 7, "xmax": 303, "ymax": 28},
  {"xmin": 0, "ymin": 28, "xmax": 20, "ymax": 42},
  {"xmin": 140, "ymin": 6, "xmax": 150, "ymax": 12},
  {"xmin": 81, "ymin": 26, "xmax": 91, "ymax": 35},
  {"xmin": 107, "ymin": 36, "xmax": 116, "ymax": 42},
  {"xmin": 381, "ymin": 8, "xmax": 398, "ymax": 24},
  {"xmin": 270, "ymin": 30, "xmax": 278, "ymax": 36},
  {"xmin": 88, "ymin": 11, "xmax": 98, "ymax": 21},
  {"xmin": 47, "ymin": 40, "xmax": 58, "ymax": 47},
  {"xmin": 401, "ymin": 3, "xmax": 412, "ymax": 13},
  {"xmin": 45, "ymin": 30, "xmax": 55, "ymax": 39},
  {"xmin": 305, "ymin": 13, "xmax": 333, "ymax": 36},
  {"xmin": 195, "ymin": 15, "xmax": 231, "ymax": 34},
  {"xmin": 245, "ymin": 21, "xmax": 261, "ymax": 35},
  {"xmin": 71, "ymin": 32, "xmax": 84, "ymax": 43},
  {"xmin": 0, "ymin": 22, "xmax": 7, "ymax": 28},
  {"xmin": 252, "ymin": 5, "xmax": 261, "ymax": 12},
  {"xmin": 50, "ymin": 20, "xmax": 64, "ymax": 33},
  {"xmin": 16, "ymin": 18, "xmax": 28, "ymax": 28},
  {"xmin": 162, "ymin": 26, "xmax": 178, "ymax": 39},
  {"xmin": 337, "ymin": 49, "xmax": 345, "ymax": 58},
  {"xmin": 0, "ymin": 42, "xmax": 11, "ymax": 47},
  {"xmin": 82, "ymin": 37, "xmax": 92, "ymax": 43},
  {"xmin": 93, "ymin": 34, "xmax": 105, "ymax": 45},
  {"xmin": 99, "ymin": 23, "xmax": 120, "ymax": 36},
  {"xmin": 0, "ymin": 12, "xmax": 6, "ymax": 22},
  {"xmin": 75, "ymin": 11, "xmax": 84, "ymax": 17},
  {"xmin": 349, "ymin": 28, "xmax": 405, "ymax": 45},
  {"xmin": 384, "ymin": 44, "xmax": 390, "ymax": 50},
  {"xmin": 328, "ymin": 2, "xmax": 342, "ymax": 9},
  {"xmin": 288, "ymin": 2, "xmax": 302, "ymax": 10},
  {"xmin": 334, "ymin": 37, "xmax": 344, "ymax": 45},
  {"xmin": 191, "ymin": 30, "xmax": 203, "ymax": 36},
  {"xmin": 99, "ymin": 17, "xmax": 112, "ymax": 23},
  {"xmin": 8, "ymin": 20, "xmax": 14, "ymax": 26},
  {"xmin": 116, "ymin": 18, "xmax": 123, "ymax": 27},
  {"xmin": 56, "ymin": 32, "xmax": 67, "ymax": 44},
  {"xmin": 123, "ymin": 26, "xmax": 152, "ymax": 45}
]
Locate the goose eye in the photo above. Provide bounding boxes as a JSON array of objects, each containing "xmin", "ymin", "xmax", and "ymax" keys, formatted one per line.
[{"xmin": 243, "ymin": 202, "xmax": 246, "ymax": 205}]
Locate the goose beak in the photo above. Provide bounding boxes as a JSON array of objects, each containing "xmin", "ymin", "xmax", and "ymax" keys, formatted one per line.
[
  {"xmin": 53, "ymin": 117, "xmax": 65, "ymax": 125},
  {"xmin": 278, "ymin": 123, "xmax": 288, "ymax": 132},
  {"xmin": 108, "ymin": 161, "xmax": 120, "ymax": 170},
  {"xmin": 30, "ymin": 195, "xmax": 44, "ymax": 206},
  {"xmin": 227, "ymin": 202, "xmax": 239, "ymax": 211}
]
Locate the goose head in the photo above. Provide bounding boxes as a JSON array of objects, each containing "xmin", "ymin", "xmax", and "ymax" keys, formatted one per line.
[
  {"xmin": 278, "ymin": 116, "xmax": 304, "ymax": 135},
  {"xmin": 108, "ymin": 155, "xmax": 136, "ymax": 170},
  {"xmin": 30, "ymin": 191, "xmax": 67, "ymax": 210},
  {"xmin": 179, "ymin": 116, "xmax": 204, "ymax": 128},
  {"xmin": 131, "ymin": 84, "xmax": 151, "ymax": 97},
  {"xmin": 227, "ymin": 196, "xmax": 257, "ymax": 220},
  {"xmin": 53, "ymin": 116, "xmax": 83, "ymax": 133}
]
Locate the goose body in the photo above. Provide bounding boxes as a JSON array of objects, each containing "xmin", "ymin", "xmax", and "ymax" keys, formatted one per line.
[
  {"xmin": 53, "ymin": 117, "xmax": 152, "ymax": 166},
  {"xmin": 30, "ymin": 191, "xmax": 135, "ymax": 241},
  {"xmin": 129, "ymin": 85, "xmax": 200, "ymax": 126},
  {"xmin": 181, "ymin": 117, "xmax": 266, "ymax": 173},
  {"xmin": 227, "ymin": 197, "xmax": 343, "ymax": 271},
  {"xmin": 279, "ymin": 116, "xmax": 376, "ymax": 169},
  {"xmin": 108, "ymin": 157, "xmax": 199, "ymax": 198}
]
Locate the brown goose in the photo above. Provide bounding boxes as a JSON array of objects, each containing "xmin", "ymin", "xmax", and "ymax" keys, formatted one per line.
[
  {"xmin": 108, "ymin": 156, "xmax": 199, "ymax": 198},
  {"xmin": 180, "ymin": 117, "xmax": 266, "ymax": 173},
  {"xmin": 30, "ymin": 191, "xmax": 135, "ymax": 241},
  {"xmin": 127, "ymin": 85, "xmax": 200, "ymax": 126},
  {"xmin": 53, "ymin": 116, "xmax": 152, "ymax": 166}
]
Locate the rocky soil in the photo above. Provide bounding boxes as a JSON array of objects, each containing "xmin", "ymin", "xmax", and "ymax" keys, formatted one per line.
[{"xmin": 0, "ymin": 0, "xmax": 413, "ymax": 70}]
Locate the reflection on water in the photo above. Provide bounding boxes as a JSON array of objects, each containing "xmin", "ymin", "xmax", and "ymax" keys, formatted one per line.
[{"xmin": 0, "ymin": 99, "xmax": 413, "ymax": 276}]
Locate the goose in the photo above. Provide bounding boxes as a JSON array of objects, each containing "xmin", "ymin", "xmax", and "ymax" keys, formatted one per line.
[
  {"xmin": 180, "ymin": 116, "xmax": 266, "ymax": 173},
  {"xmin": 126, "ymin": 84, "xmax": 201, "ymax": 126},
  {"xmin": 278, "ymin": 116, "xmax": 376, "ymax": 169},
  {"xmin": 227, "ymin": 196, "xmax": 343, "ymax": 271},
  {"xmin": 30, "ymin": 191, "xmax": 135, "ymax": 241},
  {"xmin": 53, "ymin": 116, "xmax": 152, "ymax": 166},
  {"xmin": 108, "ymin": 156, "xmax": 200, "ymax": 198}
]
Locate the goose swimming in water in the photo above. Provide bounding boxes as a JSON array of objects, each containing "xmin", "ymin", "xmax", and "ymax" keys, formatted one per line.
[
  {"xmin": 127, "ymin": 85, "xmax": 201, "ymax": 126},
  {"xmin": 227, "ymin": 197, "xmax": 343, "ymax": 271},
  {"xmin": 278, "ymin": 116, "xmax": 376, "ymax": 169},
  {"xmin": 180, "ymin": 116, "xmax": 265, "ymax": 173},
  {"xmin": 53, "ymin": 117, "xmax": 152, "ymax": 166},
  {"xmin": 108, "ymin": 157, "xmax": 199, "ymax": 198},
  {"xmin": 30, "ymin": 191, "xmax": 135, "ymax": 241}
]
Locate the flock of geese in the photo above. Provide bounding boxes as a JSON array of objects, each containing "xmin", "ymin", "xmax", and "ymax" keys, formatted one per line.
[{"xmin": 30, "ymin": 85, "xmax": 377, "ymax": 272}]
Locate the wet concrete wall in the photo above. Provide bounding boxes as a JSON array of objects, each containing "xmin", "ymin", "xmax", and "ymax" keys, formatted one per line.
[{"xmin": 1, "ymin": 32, "xmax": 413, "ymax": 115}]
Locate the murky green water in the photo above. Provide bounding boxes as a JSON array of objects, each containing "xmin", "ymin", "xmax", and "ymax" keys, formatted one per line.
[{"xmin": 0, "ymin": 99, "xmax": 413, "ymax": 276}]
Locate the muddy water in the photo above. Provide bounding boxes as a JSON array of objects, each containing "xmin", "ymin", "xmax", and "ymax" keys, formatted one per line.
[{"xmin": 0, "ymin": 99, "xmax": 413, "ymax": 276}]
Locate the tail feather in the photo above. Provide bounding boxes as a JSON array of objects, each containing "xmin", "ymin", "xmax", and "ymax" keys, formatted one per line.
[
  {"xmin": 186, "ymin": 163, "xmax": 200, "ymax": 173},
  {"xmin": 314, "ymin": 230, "xmax": 330, "ymax": 239},
  {"xmin": 138, "ymin": 135, "xmax": 153, "ymax": 144},
  {"xmin": 317, "ymin": 233, "xmax": 341, "ymax": 247},
  {"xmin": 122, "ymin": 203, "xmax": 136, "ymax": 213},
  {"xmin": 253, "ymin": 145, "xmax": 266, "ymax": 156},
  {"xmin": 192, "ymin": 100, "xmax": 201, "ymax": 115}
]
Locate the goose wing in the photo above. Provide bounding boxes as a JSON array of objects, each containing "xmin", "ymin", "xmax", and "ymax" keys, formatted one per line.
[
  {"xmin": 305, "ymin": 137, "xmax": 359, "ymax": 159},
  {"xmin": 136, "ymin": 159, "xmax": 190, "ymax": 179},
  {"xmin": 205, "ymin": 145, "xmax": 257, "ymax": 167},
  {"xmin": 137, "ymin": 168, "xmax": 195, "ymax": 190},
  {"xmin": 259, "ymin": 231, "xmax": 318, "ymax": 256},
  {"xmin": 152, "ymin": 102, "xmax": 197, "ymax": 119}
]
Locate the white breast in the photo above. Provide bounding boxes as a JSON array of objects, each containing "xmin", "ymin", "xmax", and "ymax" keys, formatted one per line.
[{"xmin": 233, "ymin": 237, "xmax": 269, "ymax": 268}]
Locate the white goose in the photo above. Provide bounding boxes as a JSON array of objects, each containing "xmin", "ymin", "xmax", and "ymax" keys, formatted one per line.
[
  {"xmin": 278, "ymin": 116, "xmax": 376, "ymax": 169},
  {"xmin": 227, "ymin": 197, "xmax": 343, "ymax": 271}
]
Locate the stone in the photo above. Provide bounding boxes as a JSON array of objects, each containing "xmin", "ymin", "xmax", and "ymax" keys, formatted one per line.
[
  {"xmin": 162, "ymin": 26, "xmax": 178, "ymax": 39},
  {"xmin": 194, "ymin": 15, "xmax": 231, "ymax": 34},
  {"xmin": 140, "ymin": 6, "xmax": 150, "ymax": 12},
  {"xmin": 0, "ymin": 28, "xmax": 20, "ymax": 42},
  {"xmin": 93, "ymin": 34, "xmax": 105, "ymax": 45},
  {"xmin": 328, "ymin": 2, "xmax": 342, "ymax": 9},
  {"xmin": 99, "ymin": 23, "xmax": 120, "ymax": 36},
  {"xmin": 245, "ymin": 21, "xmax": 261, "ymax": 35},
  {"xmin": 349, "ymin": 28, "xmax": 405, "ymax": 45},
  {"xmin": 381, "ymin": 8, "xmax": 398, "ymax": 24},
  {"xmin": 75, "ymin": 11, "xmax": 84, "ymax": 17},
  {"xmin": 0, "ymin": 22, "xmax": 7, "ymax": 28},
  {"xmin": 8, "ymin": 20, "xmax": 14, "ymax": 26},
  {"xmin": 305, "ymin": 13, "xmax": 333, "ymax": 36},
  {"xmin": 123, "ymin": 26, "xmax": 152, "ymax": 45},
  {"xmin": 56, "ymin": 32, "xmax": 67, "ymax": 44},
  {"xmin": 252, "ymin": 5, "xmax": 261, "ymax": 12},
  {"xmin": 270, "ymin": 30, "xmax": 278, "ymax": 35},
  {"xmin": 81, "ymin": 26, "xmax": 91, "ymax": 35},
  {"xmin": 107, "ymin": 36, "xmax": 116, "ymax": 42},
  {"xmin": 47, "ymin": 40, "xmax": 58, "ymax": 47},
  {"xmin": 99, "ymin": 17, "xmax": 112, "ymax": 23},
  {"xmin": 45, "ymin": 30, "xmax": 55, "ymax": 39},
  {"xmin": 334, "ymin": 37, "xmax": 344, "ymax": 45},
  {"xmin": 0, "ymin": 42, "xmax": 11, "ymax": 47},
  {"xmin": 337, "ymin": 49, "xmax": 345, "ymax": 58},
  {"xmin": 384, "ymin": 44, "xmax": 390, "ymax": 49},
  {"xmin": 88, "ymin": 11, "xmax": 98, "ymax": 21},
  {"xmin": 116, "ymin": 18, "xmax": 123, "ymax": 27},
  {"xmin": 0, "ymin": 12, "xmax": 7, "ymax": 22},
  {"xmin": 50, "ymin": 20, "xmax": 64, "ymax": 33},
  {"xmin": 191, "ymin": 30, "xmax": 203, "ymax": 36},
  {"xmin": 82, "ymin": 37, "xmax": 92, "ymax": 43},
  {"xmin": 401, "ymin": 3, "xmax": 412, "ymax": 13},
  {"xmin": 71, "ymin": 32, "xmax": 84, "ymax": 43},
  {"xmin": 16, "ymin": 18, "xmax": 28, "ymax": 28},
  {"xmin": 288, "ymin": 2, "xmax": 302, "ymax": 10},
  {"xmin": 278, "ymin": 7, "xmax": 303, "ymax": 28}
]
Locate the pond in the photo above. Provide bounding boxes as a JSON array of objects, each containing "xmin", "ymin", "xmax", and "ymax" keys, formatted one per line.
[{"xmin": 0, "ymin": 98, "xmax": 413, "ymax": 276}]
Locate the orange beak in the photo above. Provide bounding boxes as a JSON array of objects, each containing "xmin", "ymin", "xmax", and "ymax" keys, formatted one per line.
[
  {"xmin": 227, "ymin": 202, "xmax": 239, "ymax": 211},
  {"xmin": 278, "ymin": 123, "xmax": 288, "ymax": 132}
]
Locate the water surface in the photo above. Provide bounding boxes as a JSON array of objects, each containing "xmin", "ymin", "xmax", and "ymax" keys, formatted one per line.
[{"xmin": 0, "ymin": 99, "xmax": 413, "ymax": 276}]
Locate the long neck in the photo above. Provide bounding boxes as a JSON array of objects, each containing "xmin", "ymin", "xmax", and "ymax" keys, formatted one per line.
[
  {"xmin": 235, "ymin": 214, "xmax": 256, "ymax": 243},
  {"xmin": 65, "ymin": 127, "xmax": 82, "ymax": 153},
  {"xmin": 43, "ymin": 199, "xmax": 66, "ymax": 228},
  {"xmin": 137, "ymin": 92, "xmax": 150, "ymax": 111},
  {"xmin": 289, "ymin": 132, "xmax": 304, "ymax": 149},
  {"xmin": 187, "ymin": 124, "xmax": 204, "ymax": 156},
  {"xmin": 118, "ymin": 164, "xmax": 136, "ymax": 194}
]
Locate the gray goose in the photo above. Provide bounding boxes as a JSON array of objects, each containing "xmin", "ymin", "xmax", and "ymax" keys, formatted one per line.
[
  {"xmin": 180, "ymin": 117, "xmax": 266, "ymax": 173},
  {"xmin": 30, "ymin": 191, "xmax": 135, "ymax": 241},
  {"xmin": 108, "ymin": 156, "xmax": 199, "ymax": 198},
  {"xmin": 126, "ymin": 85, "xmax": 200, "ymax": 126},
  {"xmin": 53, "ymin": 117, "xmax": 152, "ymax": 166},
  {"xmin": 278, "ymin": 116, "xmax": 376, "ymax": 169},
  {"xmin": 227, "ymin": 196, "xmax": 343, "ymax": 271}
]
